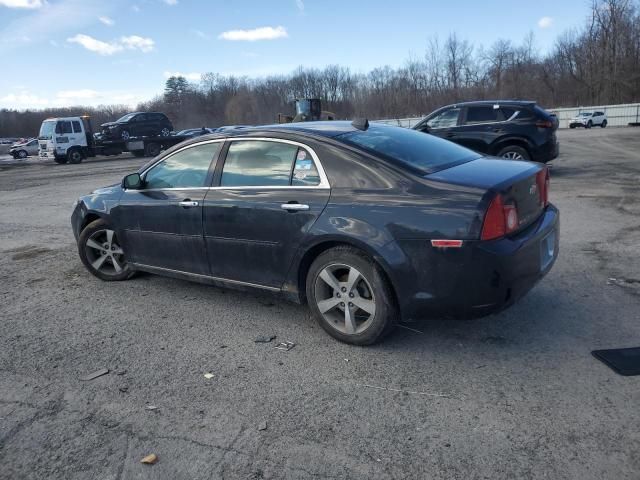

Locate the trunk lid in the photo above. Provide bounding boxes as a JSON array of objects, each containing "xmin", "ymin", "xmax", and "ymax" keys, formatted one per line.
[{"xmin": 427, "ymin": 157, "xmax": 546, "ymax": 232}]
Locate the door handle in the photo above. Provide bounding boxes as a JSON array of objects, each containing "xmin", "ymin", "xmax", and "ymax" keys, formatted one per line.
[
  {"xmin": 179, "ymin": 200, "xmax": 199, "ymax": 207},
  {"xmin": 281, "ymin": 203, "xmax": 309, "ymax": 211},
  {"xmin": 446, "ymin": 133, "xmax": 456, "ymax": 138}
]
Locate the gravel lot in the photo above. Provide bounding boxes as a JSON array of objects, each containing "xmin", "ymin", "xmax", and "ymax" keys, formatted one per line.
[{"xmin": 1, "ymin": 128, "xmax": 639, "ymax": 479}]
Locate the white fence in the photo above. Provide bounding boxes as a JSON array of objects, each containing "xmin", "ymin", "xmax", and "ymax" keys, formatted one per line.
[{"xmin": 375, "ymin": 102, "xmax": 640, "ymax": 129}]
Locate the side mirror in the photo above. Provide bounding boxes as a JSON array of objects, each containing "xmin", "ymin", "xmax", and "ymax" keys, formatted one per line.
[{"xmin": 122, "ymin": 173, "xmax": 143, "ymax": 190}]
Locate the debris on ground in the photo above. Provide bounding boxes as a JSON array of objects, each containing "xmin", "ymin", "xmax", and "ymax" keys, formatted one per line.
[
  {"xmin": 274, "ymin": 341, "xmax": 295, "ymax": 351},
  {"xmin": 145, "ymin": 405, "xmax": 158, "ymax": 411},
  {"xmin": 203, "ymin": 372, "xmax": 215, "ymax": 379},
  {"xmin": 255, "ymin": 335, "xmax": 276, "ymax": 343},
  {"xmin": 397, "ymin": 324, "xmax": 424, "ymax": 334},
  {"xmin": 356, "ymin": 383, "xmax": 450, "ymax": 398},
  {"xmin": 80, "ymin": 368, "xmax": 109, "ymax": 381},
  {"xmin": 258, "ymin": 421, "xmax": 268, "ymax": 431},
  {"xmin": 115, "ymin": 369, "xmax": 127, "ymax": 376},
  {"xmin": 140, "ymin": 453, "xmax": 158, "ymax": 465},
  {"xmin": 118, "ymin": 385, "xmax": 128, "ymax": 393}
]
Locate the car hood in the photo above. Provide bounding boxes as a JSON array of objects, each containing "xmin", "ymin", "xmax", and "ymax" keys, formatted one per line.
[
  {"xmin": 92, "ymin": 183, "xmax": 120, "ymax": 195},
  {"xmin": 572, "ymin": 116, "xmax": 589, "ymax": 120},
  {"xmin": 100, "ymin": 121, "xmax": 122, "ymax": 128}
]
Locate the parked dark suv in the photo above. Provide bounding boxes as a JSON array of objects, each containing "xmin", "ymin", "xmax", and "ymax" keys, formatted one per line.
[
  {"xmin": 413, "ymin": 101, "xmax": 559, "ymax": 163},
  {"xmin": 100, "ymin": 112, "xmax": 173, "ymax": 141}
]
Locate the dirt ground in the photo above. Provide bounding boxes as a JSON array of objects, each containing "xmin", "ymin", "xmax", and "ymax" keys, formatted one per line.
[{"xmin": 0, "ymin": 127, "xmax": 639, "ymax": 479}]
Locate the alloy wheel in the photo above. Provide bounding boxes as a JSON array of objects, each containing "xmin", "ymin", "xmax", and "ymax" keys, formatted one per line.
[
  {"xmin": 160, "ymin": 128, "xmax": 170, "ymax": 136},
  {"xmin": 502, "ymin": 151, "xmax": 524, "ymax": 160},
  {"xmin": 121, "ymin": 130, "xmax": 130, "ymax": 140},
  {"xmin": 314, "ymin": 263, "xmax": 376, "ymax": 335},
  {"xmin": 84, "ymin": 228, "xmax": 127, "ymax": 276}
]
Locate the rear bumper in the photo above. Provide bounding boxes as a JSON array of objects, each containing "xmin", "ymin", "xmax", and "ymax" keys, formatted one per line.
[
  {"xmin": 396, "ymin": 204, "xmax": 559, "ymax": 320},
  {"xmin": 531, "ymin": 139, "xmax": 559, "ymax": 163}
]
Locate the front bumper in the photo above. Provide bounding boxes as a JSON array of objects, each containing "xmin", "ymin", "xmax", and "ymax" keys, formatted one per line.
[{"xmin": 396, "ymin": 205, "xmax": 559, "ymax": 320}]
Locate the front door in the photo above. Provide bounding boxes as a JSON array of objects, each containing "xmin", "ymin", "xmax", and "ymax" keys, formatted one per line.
[
  {"xmin": 419, "ymin": 106, "xmax": 462, "ymax": 144},
  {"xmin": 203, "ymin": 138, "xmax": 331, "ymax": 288},
  {"xmin": 115, "ymin": 141, "xmax": 223, "ymax": 274}
]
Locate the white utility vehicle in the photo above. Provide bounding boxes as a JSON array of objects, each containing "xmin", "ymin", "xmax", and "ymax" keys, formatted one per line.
[{"xmin": 569, "ymin": 111, "xmax": 607, "ymax": 129}]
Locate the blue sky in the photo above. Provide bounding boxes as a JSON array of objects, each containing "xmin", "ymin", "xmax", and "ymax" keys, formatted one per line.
[{"xmin": 0, "ymin": 0, "xmax": 589, "ymax": 110}]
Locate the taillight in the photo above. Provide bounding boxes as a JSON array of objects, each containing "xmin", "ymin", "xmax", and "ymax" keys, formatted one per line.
[
  {"xmin": 481, "ymin": 195, "xmax": 519, "ymax": 241},
  {"xmin": 536, "ymin": 167, "xmax": 550, "ymax": 206},
  {"xmin": 535, "ymin": 120, "xmax": 554, "ymax": 128}
]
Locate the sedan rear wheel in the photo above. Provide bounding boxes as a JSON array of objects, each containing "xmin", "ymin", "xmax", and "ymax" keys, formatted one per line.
[
  {"xmin": 78, "ymin": 219, "xmax": 134, "ymax": 281},
  {"xmin": 306, "ymin": 246, "xmax": 397, "ymax": 345}
]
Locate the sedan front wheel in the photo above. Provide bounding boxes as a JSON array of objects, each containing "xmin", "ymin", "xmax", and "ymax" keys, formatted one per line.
[
  {"xmin": 78, "ymin": 219, "xmax": 134, "ymax": 281},
  {"xmin": 306, "ymin": 246, "xmax": 397, "ymax": 345}
]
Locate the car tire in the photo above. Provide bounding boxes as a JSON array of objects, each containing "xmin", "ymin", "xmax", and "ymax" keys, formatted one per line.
[
  {"xmin": 54, "ymin": 156, "xmax": 68, "ymax": 164},
  {"xmin": 306, "ymin": 246, "xmax": 397, "ymax": 345},
  {"xmin": 131, "ymin": 150, "xmax": 145, "ymax": 157},
  {"xmin": 121, "ymin": 130, "xmax": 131, "ymax": 141},
  {"xmin": 569, "ymin": 125, "xmax": 575, "ymax": 129},
  {"xmin": 67, "ymin": 148, "xmax": 83, "ymax": 164},
  {"xmin": 144, "ymin": 142, "xmax": 161, "ymax": 157},
  {"xmin": 601, "ymin": 120, "xmax": 607, "ymax": 128},
  {"xmin": 497, "ymin": 145, "xmax": 530, "ymax": 161},
  {"xmin": 160, "ymin": 127, "xmax": 171, "ymax": 137},
  {"xmin": 78, "ymin": 218, "xmax": 135, "ymax": 282},
  {"xmin": 17, "ymin": 150, "xmax": 28, "ymax": 159},
  {"xmin": 586, "ymin": 121, "xmax": 592, "ymax": 129}
]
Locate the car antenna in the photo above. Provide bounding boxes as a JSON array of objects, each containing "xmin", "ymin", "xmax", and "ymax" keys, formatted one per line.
[{"xmin": 351, "ymin": 118, "xmax": 369, "ymax": 131}]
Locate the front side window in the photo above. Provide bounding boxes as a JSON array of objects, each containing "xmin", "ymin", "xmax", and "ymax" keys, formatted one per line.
[
  {"xmin": 465, "ymin": 106, "xmax": 500, "ymax": 124},
  {"xmin": 144, "ymin": 142, "xmax": 221, "ymax": 189},
  {"xmin": 426, "ymin": 108, "xmax": 461, "ymax": 129},
  {"xmin": 221, "ymin": 140, "xmax": 302, "ymax": 187}
]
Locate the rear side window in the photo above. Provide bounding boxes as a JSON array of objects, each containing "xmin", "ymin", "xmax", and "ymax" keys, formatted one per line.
[
  {"xmin": 72, "ymin": 120, "xmax": 82, "ymax": 133},
  {"xmin": 500, "ymin": 107, "xmax": 517, "ymax": 120},
  {"xmin": 291, "ymin": 148, "xmax": 320, "ymax": 186},
  {"xmin": 144, "ymin": 142, "xmax": 221, "ymax": 189},
  {"xmin": 221, "ymin": 141, "xmax": 297, "ymax": 187},
  {"xmin": 56, "ymin": 121, "xmax": 72, "ymax": 134},
  {"xmin": 339, "ymin": 124, "xmax": 478, "ymax": 174},
  {"xmin": 465, "ymin": 106, "xmax": 500, "ymax": 123}
]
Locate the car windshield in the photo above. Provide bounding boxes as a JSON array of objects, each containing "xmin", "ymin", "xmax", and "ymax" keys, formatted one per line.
[
  {"xmin": 580, "ymin": 113, "xmax": 592, "ymax": 116},
  {"xmin": 115, "ymin": 113, "xmax": 137, "ymax": 123},
  {"xmin": 337, "ymin": 124, "xmax": 479, "ymax": 174},
  {"xmin": 39, "ymin": 121, "xmax": 56, "ymax": 140}
]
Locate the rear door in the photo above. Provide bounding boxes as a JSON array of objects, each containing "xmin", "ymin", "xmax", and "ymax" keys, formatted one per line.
[
  {"xmin": 455, "ymin": 105, "xmax": 506, "ymax": 153},
  {"xmin": 116, "ymin": 140, "xmax": 223, "ymax": 274},
  {"xmin": 203, "ymin": 138, "xmax": 331, "ymax": 288}
]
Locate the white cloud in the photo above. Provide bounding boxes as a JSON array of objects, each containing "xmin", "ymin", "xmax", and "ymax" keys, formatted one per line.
[
  {"xmin": 98, "ymin": 16, "xmax": 114, "ymax": 26},
  {"xmin": 163, "ymin": 0, "xmax": 177, "ymax": 4},
  {"xmin": 295, "ymin": 0, "xmax": 304, "ymax": 13},
  {"xmin": 0, "ymin": 88, "xmax": 152, "ymax": 109},
  {"xmin": 218, "ymin": 26, "xmax": 288, "ymax": 42},
  {"xmin": 0, "ymin": 0, "xmax": 42, "ymax": 8},
  {"xmin": 538, "ymin": 16, "xmax": 553, "ymax": 29},
  {"xmin": 67, "ymin": 34, "xmax": 121, "ymax": 55},
  {"xmin": 163, "ymin": 71, "xmax": 201, "ymax": 81},
  {"xmin": 120, "ymin": 35, "xmax": 154, "ymax": 52},
  {"xmin": 131, "ymin": 4, "xmax": 140, "ymax": 12},
  {"xmin": 0, "ymin": 92, "xmax": 49, "ymax": 107},
  {"xmin": 67, "ymin": 34, "xmax": 154, "ymax": 55}
]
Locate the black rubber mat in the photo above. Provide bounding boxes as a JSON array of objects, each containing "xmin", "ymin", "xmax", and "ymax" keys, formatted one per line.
[{"xmin": 592, "ymin": 347, "xmax": 640, "ymax": 376}]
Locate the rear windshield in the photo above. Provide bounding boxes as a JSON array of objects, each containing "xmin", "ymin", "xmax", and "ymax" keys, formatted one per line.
[{"xmin": 337, "ymin": 124, "xmax": 479, "ymax": 174}]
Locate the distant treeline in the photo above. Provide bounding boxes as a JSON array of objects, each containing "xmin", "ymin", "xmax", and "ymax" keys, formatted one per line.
[{"xmin": 1, "ymin": 0, "xmax": 639, "ymax": 137}]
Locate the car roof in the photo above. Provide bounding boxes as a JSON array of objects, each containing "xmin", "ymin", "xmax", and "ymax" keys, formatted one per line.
[
  {"xmin": 229, "ymin": 121, "xmax": 360, "ymax": 138},
  {"xmin": 445, "ymin": 100, "xmax": 537, "ymax": 108}
]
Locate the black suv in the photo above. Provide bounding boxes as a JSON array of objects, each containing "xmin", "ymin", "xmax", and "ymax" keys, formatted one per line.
[
  {"xmin": 413, "ymin": 101, "xmax": 559, "ymax": 163},
  {"xmin": 100, "ymin": 112, "xmax": 173, "ymax": 141}
]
